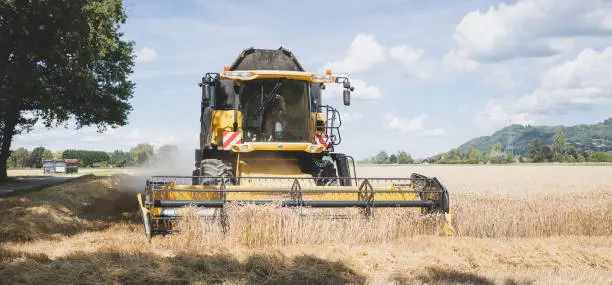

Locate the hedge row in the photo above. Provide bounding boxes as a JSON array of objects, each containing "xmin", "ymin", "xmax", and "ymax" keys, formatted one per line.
[{"xmin": 61, "ymin": 149, "xmax": 110, "ymax": 167}]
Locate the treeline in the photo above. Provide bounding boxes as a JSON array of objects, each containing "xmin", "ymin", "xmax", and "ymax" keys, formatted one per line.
[
  {"xmin": 61, "ymin": 150, "xmax": 110, "ymax": 168},
  {"xmin": 7, "ymin": 144, "xmax": 179, "ymax": 169},
  {"xmin": 433, "ymin": 143, "xmax": 511, "ymax": 164},
  {"xmin": 359, "ymin": 129, "xmax": 612, "ymax": 165},
  {"xmin": 6, "ymin": 147, "xmax": 55, "ymax": 168},
  {"xmin": 433, "ymin": 129, "xmax": 612, "ymax": 164},
  {"xmin": 358, "ymin": 150, "xmax": 415, "ymax": 164}
]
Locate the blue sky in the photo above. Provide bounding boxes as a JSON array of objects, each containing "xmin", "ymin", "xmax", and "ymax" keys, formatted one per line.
[{"xmin": 13, "ymin": 0, "xmax": 612, "ymax": 159}]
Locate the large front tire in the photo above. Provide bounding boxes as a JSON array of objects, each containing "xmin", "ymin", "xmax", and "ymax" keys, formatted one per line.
[
  {"xmin": 196, "ymin": 159, "xmax": 234, "ymax": 231},
  {"xmin": 198, "ymin": 159, "xmax": 235, "ymax": 186}
]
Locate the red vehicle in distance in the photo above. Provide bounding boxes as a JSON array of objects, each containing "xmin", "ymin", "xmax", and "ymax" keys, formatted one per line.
[
  {"xmin": 43, "ymin": 159, "xmax": 79, "ymax": 174},
  {"xmin": 63, "ymin": 159, "xmax": 79, "ymax": 174}
]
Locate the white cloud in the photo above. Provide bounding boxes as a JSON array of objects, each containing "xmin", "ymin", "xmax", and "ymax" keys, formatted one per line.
[
  {"xmin": 341, "ymin": 112, "xmax": 363, "ymax": 123},
  {"xmin": 451, "ymin": 0, "xmax": 612, "ymax": 62},
  {"xmin": 325, "ymin": 78, "xmax": 381, "ymax": 100},
  {"xmin": 476, "ymin": 46, "xmax": 612, "ymax": 129},
  {"xmin": 425, "ymin": 128, "xmax": 448, "ymax": 137},
  {"xmin": 350, "ymin": 79, "xmax": 381, "ymax": 100},
  {"xmin": 483, "ymin": 68, "xmax": 517, "ymax": 89},
  {"xmin": 135, "ymin": 47, "xmax": 158, "ymax": 62},
  {"xmin": 389, "ymin": 45, "xmax": 423, "ymax": 64},
  {"xmin": 383, "ymin": 113, "xmax": 446, "ymax": 137},
  {"xmin": 389, "ymin": 44, "xmax": 432, "ymax": 79},
  {"xmin": 324, "ymin": 34, "xmax": 386, "ymax": 74},
  {"xmin": 441, "ymin": 50, "xmax": 478, "ymax": 71},
  {"xmin": 12, "ymin": 121, "xmax": 183, "ymax": 152},
  {"xmin": 540, "ymin": 48, "xmax": 612, "ymax": 91},
  {"xmin": 385, "ymin": 114, "xmax": 426, "ymax": 133},
  {"xmin": 476, "ymin": 100, "xmax": 537, "ymax": 130}
]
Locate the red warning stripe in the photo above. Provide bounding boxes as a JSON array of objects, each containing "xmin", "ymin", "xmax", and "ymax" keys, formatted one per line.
[
  {"xmin": 315, "ymin": 133, "xmax": 328, "ymax": 149},
  {"xmin": 222, "ymin": 132, "xmax": 242, "ymax": 150}
]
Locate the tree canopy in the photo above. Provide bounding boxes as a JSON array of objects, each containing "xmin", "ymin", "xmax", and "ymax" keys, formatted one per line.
[
  {"xmin": 467, "ymin": 147, "xmax": 483, "ymax": 162},
  {"xmin": 30, "ymin": 146, "xmax": 45, "ymax": 168},
  {"xmin": 130, "ymin": 143, "xmax": 154, "ymax": 165},
  {"xmin": 528, "ymin": 138, "xmax": 543, "ymax": 162},
  {"xmin": 0, "ymin": 0, "xmax": 135, "ymax": 181},
  {"xmin": 396, "ymin": 151, "xmax": 413, "ymax": 164},
  {"xmin": 358, "ymin": 150, "xmax": 415, "ymax": 164},
  {"xmin": 374, "ymin": 151, "xmax": 389, "ymax": 164}
]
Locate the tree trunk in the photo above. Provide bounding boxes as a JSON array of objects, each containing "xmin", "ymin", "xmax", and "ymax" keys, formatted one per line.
[{"xmin": 0, "ymin": 108, "xmax": 18, "ymax": 182}]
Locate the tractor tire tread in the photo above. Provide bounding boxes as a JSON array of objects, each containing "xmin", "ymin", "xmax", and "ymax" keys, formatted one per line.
[{"xmin": 199, "ymin": 159, "xmax": 235, "ymax": 185}]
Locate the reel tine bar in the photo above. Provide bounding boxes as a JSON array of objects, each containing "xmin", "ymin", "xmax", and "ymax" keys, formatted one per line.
[
  {"xmin": 290, "ymin": 178, "xmax": 304, "ymax": 206},
  {"xmin": 358, "ymin": 178, "xmax": 375, "ymax": 217}
]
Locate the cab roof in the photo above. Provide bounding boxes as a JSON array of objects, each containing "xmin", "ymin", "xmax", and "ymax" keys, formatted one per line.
[{"xmin": 220, "ymin": 70, "xmax": 336, "ymax": 84}]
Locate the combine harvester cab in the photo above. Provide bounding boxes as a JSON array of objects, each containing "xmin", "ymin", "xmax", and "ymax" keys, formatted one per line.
[{"xmin": 137, "ymin": 47, "xmax": 454, "ymax": 241}]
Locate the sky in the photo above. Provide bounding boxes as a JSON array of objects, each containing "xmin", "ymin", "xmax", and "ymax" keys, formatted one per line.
[{"xmin": 12, "ymin": 0, "xmax": 612, "ymax": 159}]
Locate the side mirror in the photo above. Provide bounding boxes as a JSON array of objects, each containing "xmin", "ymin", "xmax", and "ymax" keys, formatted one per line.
[
  {"xmin": 203, "ymin": 85, "xmax": 211, "ymax": 104},
  {"xmin": 343, "ymin": 89, "xmax": 351, "ymax": 106},
  {"xmin": 200, "ymin": 73, "xmax": 220, "ymax": 107},
  {"xmin": 335, "ymin": 77, "xmax": 351, "ymax": 89}
]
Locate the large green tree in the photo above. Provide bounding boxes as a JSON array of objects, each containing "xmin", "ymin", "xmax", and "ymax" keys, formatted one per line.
[
  {"xmin": 567, "ymin": 146, "xmax": 578, "ymax": 160},
  {"xmin": 110, "ymin": 150, "xmax": 133, "ymax": 167},
  {"xmin": 467, "ymin": 147, "xmax": 483, "ymax": 163},
  {"xmin": 552, "ymin": 129, "xmax": 566, "ymax": 161},
  {"xmin": 30, "ymin": 146, "xmax": 45, "ymax": 168},
  {"xmin": 486, "ymin": 143, "xmax": 509, "ymax": 164},
  {"xmin": 7, "ymin": 147, "xmax": 28, "ymax": 168},
  {"xmin": 130, "ymin": 143, "xmax": 154, "ymax": 165},
  {"xmin": 388, "ymin": 154, "xmax": 397, "ymax": 164},
  {"xmin": 527, "ymin": 138, "xmax": 543, "ymax": 162},
  {"xmin": 446, "ymin": 148, "xmax": 464, "ymax": 161},
  {"xmin": 53, "ymin": 151, "xmax": 63, "ymax": 159},
  {"xmin": 0, "ymin": 0, "xmax": 135, "ymax": 181},
  {"xmin": 42, "ymin": 149, "xmax": 53, "ymax": 161},
  {"xmin": 396, "ymin": 151, "xmax": 413, "ymax": 164},
  {"xmin": 374, "ymin": 151, "xmax": 389, "ymax": 164}
]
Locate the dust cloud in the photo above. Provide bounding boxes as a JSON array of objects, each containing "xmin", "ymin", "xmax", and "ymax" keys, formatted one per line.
[
  {"xmin": 146, "ymin": 148, "xmax": 196, "ymax": 177},
  {"xmin": 115, "ymin": 148, "xmax": 197, "ymax": 194}
]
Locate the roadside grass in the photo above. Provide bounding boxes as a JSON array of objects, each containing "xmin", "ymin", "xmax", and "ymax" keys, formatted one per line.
[{"xmin": 0, "ymin": 174, "xmax": 94, "ymax": 198}]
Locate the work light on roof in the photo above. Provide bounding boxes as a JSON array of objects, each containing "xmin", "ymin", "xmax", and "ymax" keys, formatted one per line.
[
  {"xmin": 222, "ymin": 71, "xmax": 255, "ymax": 80},
  {"xmin": 311, "ymin": 74, "xmax": 334, "ymax": 83}
]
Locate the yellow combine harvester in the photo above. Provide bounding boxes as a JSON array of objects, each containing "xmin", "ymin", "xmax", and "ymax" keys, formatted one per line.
[{"xmin": 137, "ymin": 47, "xmax": 453, "ymax": 240}]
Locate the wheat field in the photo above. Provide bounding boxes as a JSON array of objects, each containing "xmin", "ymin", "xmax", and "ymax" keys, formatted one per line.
[{"xmin": 1, "ymin": 165, "xmax": 611, "ymax": 284}]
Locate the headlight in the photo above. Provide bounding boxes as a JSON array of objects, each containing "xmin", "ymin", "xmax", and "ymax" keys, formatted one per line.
[
  {"xmin": 307, "ymin": 145, "xmax": 323, "ymax": 153},
  {"xmin": 231, "ymin": 144, "xmax": 252, "ymax": 152}
]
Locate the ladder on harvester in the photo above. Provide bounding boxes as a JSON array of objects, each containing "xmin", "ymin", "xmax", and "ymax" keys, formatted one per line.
[{"xmin": 321, "ymin": 105, "xmax": 342, "ymax": 147}]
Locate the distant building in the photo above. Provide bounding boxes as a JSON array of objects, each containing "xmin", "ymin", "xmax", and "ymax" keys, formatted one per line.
[{"xmin": 43, "ymin": 159, "xmax": 79, "ymax": 174}]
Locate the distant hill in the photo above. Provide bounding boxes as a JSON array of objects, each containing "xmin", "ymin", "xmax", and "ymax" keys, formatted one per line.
[{"xmin": 458, "ymin": 118, "xmax": 612, "ymax": 156}]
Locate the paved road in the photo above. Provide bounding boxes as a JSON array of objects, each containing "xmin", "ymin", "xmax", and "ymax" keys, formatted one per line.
[{"xmin": 0, "ymin": 175, "xmax": 84, "ymax": 196}]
